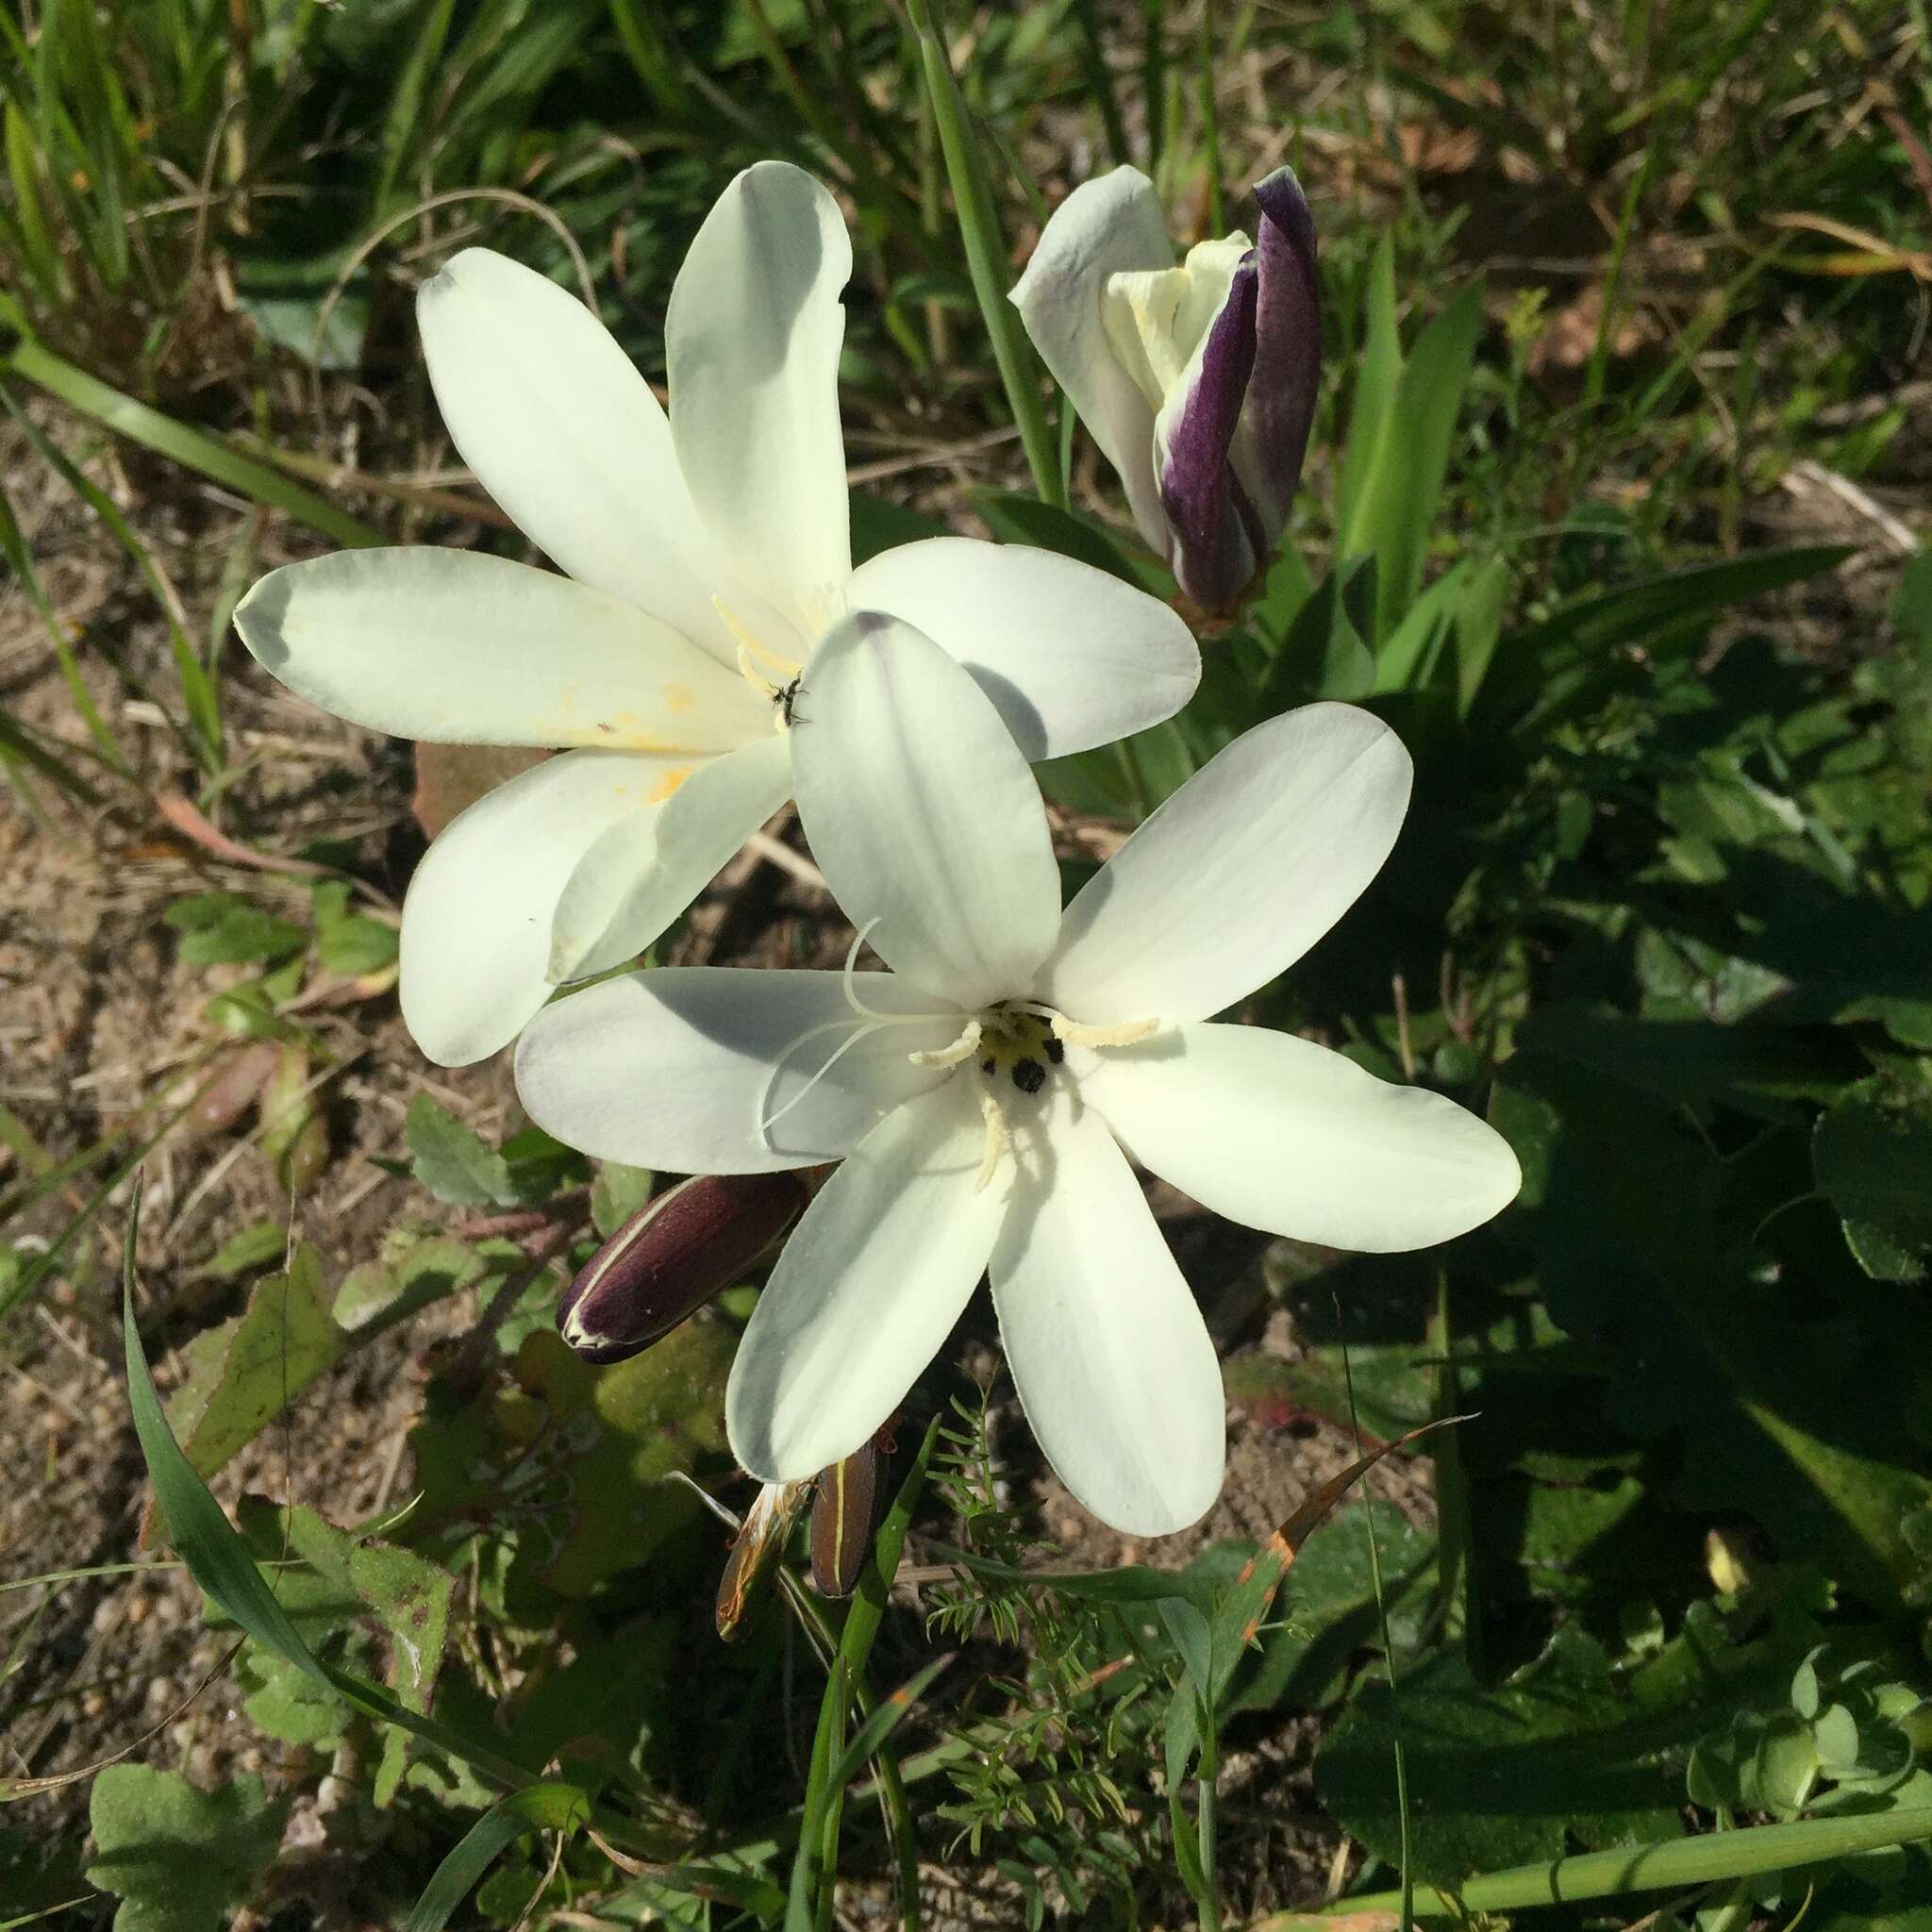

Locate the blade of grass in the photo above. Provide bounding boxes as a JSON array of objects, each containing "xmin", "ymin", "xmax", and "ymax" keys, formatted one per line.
[
  {"xmin": 1071, "ymin": 0, "xmax": 1129, "ymax": 166},
  {"xmin": 0, "ymin": 379, "xmax": 223, "ymax": 770},
  {"xmin": 404, "ymin": 1784, "xmax": 591, "ymax": 1932},
  {"xmin": 1297, "ymin": 1807, "xmax": 1932, "ymax": 1921},
  {"xmin": 905, "ymin": 0, "xmax": 1061, "ymax": 507},
  {"xmin": 1, "ymin": 333, "xmax": 383, "ymax": 549},
  {"xmin": 1199, "ymin": 0, "xmax": 1226, "ymax": 231},
  {"xmin": 0, "ymin": 474, "xmax": 132, "ymax": 776}
]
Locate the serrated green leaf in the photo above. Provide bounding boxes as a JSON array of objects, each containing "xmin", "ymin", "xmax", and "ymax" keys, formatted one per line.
[{"xmin": 85, "ymin": 1766, "xmax": 284, "ymax": 1932}]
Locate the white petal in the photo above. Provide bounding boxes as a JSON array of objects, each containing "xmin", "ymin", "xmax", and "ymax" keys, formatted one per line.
[
  {"xmin": 548, "ymin": 732, "xmax": 793, "ymax": 982},
  {"xmin": 416, "ymin": 247, "xmax": 798, "ymax": 667},
  {"xmin": 844, "ymin": 537, "xmax": 1199, "ymax": 758},
  {"xmin": 235, "ymin": 547, "xmax": 767, "ymax": 751},
  {"xmin": 1010, "ymin": 166, "xmax": 1174, "ymax": 556},
  {"xmin": 791, "ymin": 613, "xmax": 1060, "ymax": 1009},
  {"xmin": 990, "ymin": 1088, "xmax": 1224, "ymax": 1535},
  {"xmin": 399, "ymin": 750, "xmax": 678, "ymax": 1066},
  {"xmin": 1039, "ymin": 703, "xmax": 1412, "ymax": 1024},
  {"xmin": 727, "ymin": 1077, "xmax": 1003, "ymax": 1480},
  {"xmin": 666, "ymin": 163, "xmax": 852, "ymax": 635},
  {"xmin": 1077, "ymin": 1023, "xmax": 1523, "ymax": 1251},
  {"xmin": 514, "ymin": 966, "xmax": 962, "ymax": 1174}
]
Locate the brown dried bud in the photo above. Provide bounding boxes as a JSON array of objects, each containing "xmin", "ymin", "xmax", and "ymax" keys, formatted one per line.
[
  {"xmin": 558, "ymin": 1170, "xmax": 811, "ymax": 1365},
  {"xmin": 715, "ymin": 1479, "xmax": 809, "ymax": 1641},
  {"xmin": 809, "ymin": 1437, "xmax": 882, "ymax": 1600}
]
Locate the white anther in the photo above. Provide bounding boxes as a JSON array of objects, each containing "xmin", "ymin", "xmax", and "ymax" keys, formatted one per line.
[
  {"xmin": 974, "ymin": 1085, "xmax": 1008, "ymax": 1193},
  {"xmin": 716, "ymin": 595, "xmax": 803, "ymax": 694},
  {"xmin": 908, "ymin": 1019, "xmax": 982, "ymax": 1070},
  {"xmin": 1050, "ymin": 1013, "xmax": 1161, "ymax": 1049}
]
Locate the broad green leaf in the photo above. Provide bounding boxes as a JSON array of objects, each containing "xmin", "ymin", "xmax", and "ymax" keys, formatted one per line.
[
  {"xmin": 590, "ymin": 1160, "xmax": 655, "ymax": 1239},
  {"xmin": 164, "ymin": 1244, "xmax": 345, "ymax": 1478},
  {"xmin": 405, "ymin": 1093, "xmax": 517, "ymax": 1208},
  {"xmin": 969, "ymin": 488, "xmax": 1154, "ymax": 589},
  {"xmin": 85, "ymin": 1766, "xmax": 283, "ymax": 1932},
  {"xmin": 409, "ymin": 1324, "xmax": 732, "ymax": 1597},
  {"xmin": 334, "ymin": 1233, "xmax": 488, "ymax": 1336},
  {"xmin": 1814, "ymin": 1075, "xmax": 1932, "ymax": 1282},
  {"xmin": 1315, "ymin": 1629, "xmax": 1685, "ymax": 1886}
]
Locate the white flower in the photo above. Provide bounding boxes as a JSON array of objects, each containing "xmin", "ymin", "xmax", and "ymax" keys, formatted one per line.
[
  {"xmin": 234, "ymin": 162, "xmax": 1199, "ymax": 1067},
  {"xmin": 1011, "ymin": 165, "xmax": 1320, "ymax": 616},
  {"xmin": 514, "ymin": 613, "xmax": 1522, "ymax": 1537}
]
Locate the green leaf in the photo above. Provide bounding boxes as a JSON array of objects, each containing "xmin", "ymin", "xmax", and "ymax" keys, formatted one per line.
[
  {"xmin": 1341, "ymin": 277, "xmax": 1483, "ymax": 640},
  {"xmin": 85, "ymin": 1766, "xmax": 284, "ymax": 1932},
  {"xmin": 409, "ymin": 1325, "xmax": 731, "ymax": 1598},
  {"xmin": 1315, "ymin": 1629, "xmax": 1685, "ymax": 1887},
  {"xmin": 125, "ymin": 1230, "xmax": 332, "ymax": 1689},
  {"xmin": 1814, "ymin": 1075, "xmax": 1932, "ymax": 1282},
  {"xmin": 202, "ymin": 1220, "xmax": 286, "ymax": 1280},
  {"xmin": 1335, "ymin": 235, "xmax": 1401, "ymax": 546},
  {"xmin": 333, "ymin": 1233, "xmax": 487, "ymax": 1337},
  {"xmin": 164, "ymin": 1245, "xmax": 345, "ymax": 1478},
  {"xmin": 405, "ymin": 1783, "xmax": 591, "ymax": 1932},
  {"xmin": 164, "ymin": 891, "xmax": 307, "ymax": 968},
  {"xmin": 969, "ymin": 488, "xmax": 1153, "ymax": 588},
  {"xmin": 405, "ymin": 1093, "xmax": 517, "ymax": 1208},
  {"xmin": 311, "ymin": 879, "xmax": 398, "ymax": 975},
  {"xmin": 590, "ymin": 1161, "xmax": 655, "ymax": 1240}
]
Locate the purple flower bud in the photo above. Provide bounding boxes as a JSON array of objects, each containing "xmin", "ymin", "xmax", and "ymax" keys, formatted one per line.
[
  {"xmin": 1159, "ymin": 257, "xmax": 1263, "ymax": 613},
  {"xmin": 558, "ymin": 1170, "xmax": 812, "ymax": 1364},
  {"xmin": 809, "ymin": 1436, "xmax": 882, "ymax": 1598},
  {"xmin": 1238, "ymin": 167, "xmax": 1322, "ymax": 548},
  {"xmin": 1158, "ymin": 167, "xmax": 1321, "ymax": 615}
]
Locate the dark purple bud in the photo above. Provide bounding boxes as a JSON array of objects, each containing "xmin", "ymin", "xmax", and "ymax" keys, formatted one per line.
[
  {"xmin": 1158, "ymin": 166, "xmax": 1321, "ymax": 616},
  {"xmin": 1158, "ymin": 256, "xmax": 1262, "ymax": 614},
  {"xmin": 558, "ymin": 1170, "xmax": 811, "ymax": 1364},
  {"xmin": 809, "ymin": 1437, "xmax": 882, "ymax": 1599},
  {"xmin": 1237, "ymin": 166, "xmax": 1322, "ymax": 547}
]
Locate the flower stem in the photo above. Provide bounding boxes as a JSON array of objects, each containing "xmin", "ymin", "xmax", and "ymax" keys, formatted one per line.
[{"xmin": 904, "ymin": 0, "xmax": 1063, "ymax": 507}]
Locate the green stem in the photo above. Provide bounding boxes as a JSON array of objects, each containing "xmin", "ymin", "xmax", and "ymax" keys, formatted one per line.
[
  {"xmin": 1342, "ymin": 1332, "xmax": 1412, "ymax": 1932},
  {"xmin": 1199, "ymin": 0, "xmax": 1226, "ymax": 232},
  {"xmin": 904, "ymin": 0, "xmax": 1062, "ymax": 506},
  {"xmin": 1294, "ymin": 1808, "xmax": 1932, "ymax": 1922},
  {"xmin": 1196, "ymin": 1715, "xmax": 1223, "ymax": 1932}
]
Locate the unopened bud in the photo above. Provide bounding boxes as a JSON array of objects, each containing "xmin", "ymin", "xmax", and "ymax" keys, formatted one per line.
[
  {"xmin": 715, "ymin": 1479, "xmax": 808, "ymax": 1641},
  {"xmin": 810, "ymin": 1437, "xmax": 883, "ymax": 1600},
  {"xmin": 558, "ymin": 1170, "xmax": 812, "ymax": 1364}
]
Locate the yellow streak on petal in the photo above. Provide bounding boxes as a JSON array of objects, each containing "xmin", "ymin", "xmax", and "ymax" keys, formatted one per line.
[
  {"xmin": 648, "ymin": 764, "xmax": 696, "ymax": 804},
  {"xmin": 664, "ymin": 681, "xmax": 696, "ymax": 713}
]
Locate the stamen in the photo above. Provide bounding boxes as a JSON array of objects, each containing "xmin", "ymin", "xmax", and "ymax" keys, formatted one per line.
[
  {"xmin": 715, "ymin": 595, "xmax": 803, "ymax": 683},
  {"xmin": 974, "ymin": 1085, "xmax": 1008, "ymax": 1192},
  {"xmin": 1051, "ymin": 1013, "xmax": 1161, "ymax": 1050},
  {"xmin": 735, "ymin": 641, "xmax": 782, "ymax": 702},
  {"xmin": 841, "ymin": 918, "xmax": 888, "ymax": 1021},
  {"xmin": 908, "ymin": 1018, "xmax": 982, "ymax": 1069}
]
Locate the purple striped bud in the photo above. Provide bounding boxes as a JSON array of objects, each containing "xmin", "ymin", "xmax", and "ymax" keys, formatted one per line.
[
  {"xmin": 1012, "ymin": 164, "xmax": 1321, "ymax": 618},
  {"xmin": 558, "ymin": 1170, "xmax": 812, "ymax": 1365},
  {"xmin": 809, "ymin": 1437, "xmax": 882, "ymax": 1599}
]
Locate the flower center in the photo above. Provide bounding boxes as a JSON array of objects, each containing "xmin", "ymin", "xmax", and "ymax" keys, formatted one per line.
[
  {"xmin": 753, "ymin": 926, "xmax": 1158, "ymax": 1191},
  {"xmin": 714, "ymin": 595, "xmax": 806, "ymax": 733}
]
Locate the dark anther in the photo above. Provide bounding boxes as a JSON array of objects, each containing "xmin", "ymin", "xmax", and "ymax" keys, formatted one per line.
[
  {"xmin": 980, "ymin": 1056, "xmax": 997, "ymax": 1075},
  {"xmin": 1010, "ymin": 1058, "xmax": 1046, "ymax": 1095},
  {"xmin": 1044, "ymin": 1035, "xmax": 1066, "ymax": 1065}
]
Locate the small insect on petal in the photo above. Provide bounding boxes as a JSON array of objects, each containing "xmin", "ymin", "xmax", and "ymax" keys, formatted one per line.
[
  {"xmin": 558, "ymin": 1170, "xmax": 814, "ymax": 1364},
  {"xmin": 809, "ymin": 1434, "xmax": 883, "ymax": 1599},
  {"xmin": 715, "ymin": 1478, "xmax": 809, "ymax": 1641}
]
